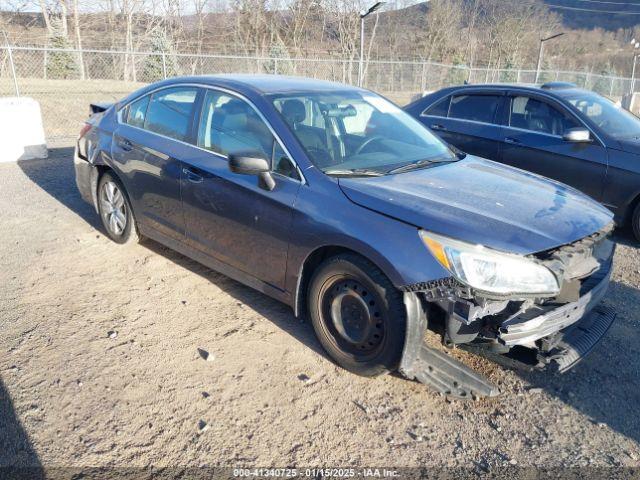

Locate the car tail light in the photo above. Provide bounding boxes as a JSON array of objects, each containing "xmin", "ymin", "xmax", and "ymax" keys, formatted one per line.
[
  {"xmin": 77, "ymin": 123, "xmax": 91, "ymax": 159},
  {"xmin": 79, "ymin": 122, "xmax": 91, "ymax": 139}
]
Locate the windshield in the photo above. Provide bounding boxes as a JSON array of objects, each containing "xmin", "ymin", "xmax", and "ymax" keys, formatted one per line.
[
  {"xmin": 271, "ymin": 91, "xmax": 456, "ymax": 174},
  {"xmin": 562, "ymin": 90, "xmax": 640, "ymax": 138}
]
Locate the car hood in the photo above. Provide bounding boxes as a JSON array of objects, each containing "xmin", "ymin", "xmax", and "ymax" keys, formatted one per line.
[
  {"xmin": 338, "ymin": 156, "xmax": 613, "ymax": 255},
  {"xmin": 613, "ymin": 136, "xmax": 640, "ymax": 154}
]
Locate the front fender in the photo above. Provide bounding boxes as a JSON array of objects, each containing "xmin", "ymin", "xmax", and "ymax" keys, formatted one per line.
[{"xmin": 285, "ymin": 181, "xmax": 451, "ymax": 313}]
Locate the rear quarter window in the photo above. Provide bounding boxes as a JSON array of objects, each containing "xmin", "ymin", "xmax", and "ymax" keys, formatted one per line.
[
  {"xmin": 126, "ymin": 95, "xmax": 150, "ymax": 128},
  {"xmin": 422, "ymin": 96, "xmax": 450, "ymax": 117}
]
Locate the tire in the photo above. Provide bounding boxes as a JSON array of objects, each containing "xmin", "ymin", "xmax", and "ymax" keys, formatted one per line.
[
  {"xmin": 307, "ymin": 253, "xmax": 406, "ymax": 377},
  {"xmin": 632, "ymin": 202, "xmax": 640, "ymax": 243},
  {"xmin": 97, "ymin": 171, "xmax": 139, "ymax": 245}
]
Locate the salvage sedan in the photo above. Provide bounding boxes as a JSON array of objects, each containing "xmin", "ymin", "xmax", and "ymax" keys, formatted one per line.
[{"xmin": 75, "ymin": 75, "xmax": 616, "ymax": 398}]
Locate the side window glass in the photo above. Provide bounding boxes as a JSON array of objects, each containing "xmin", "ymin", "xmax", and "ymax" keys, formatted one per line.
[
  {"xmin": 198, "ymin": 90, "xmax": 274, "ymax": 160},
  {"xmin": 273, "ymin": 142, "xmax": 300, "ymax": 181},
  {"xmin": 423, "ymin": 97, "xmax": 450, "ymax": 117},
  {"xmin": 144, "ymin": 87, "xmax": 198, "ymax": 142},
  {"xmin": 449, "ymin": 94, "xmax": 501, "ymax": 124},
  {"xmin": 126, "ymin": 95, "xmax": 150, "ymax": 128},
  {"xmin": 510, "ymin": 96, "xmax": 580, "ymax": 136}
]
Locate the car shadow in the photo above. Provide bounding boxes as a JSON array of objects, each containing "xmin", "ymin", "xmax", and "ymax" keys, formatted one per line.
[
  {"xmin": 0, "ymin": 376, "xmax": 44, "ymax": 478},
  {"xmin": 16, "ymin": 146, "xmax": 640, "ymax": 446},
  {"xmin": 17, "ymin": 147, "xmax": 328, "ymax": 362}
]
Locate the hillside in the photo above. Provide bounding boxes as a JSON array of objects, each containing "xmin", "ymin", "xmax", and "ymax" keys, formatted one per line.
[{"xmin": 543, "ymin": 0, "xmax": 640, "ymax": 31}]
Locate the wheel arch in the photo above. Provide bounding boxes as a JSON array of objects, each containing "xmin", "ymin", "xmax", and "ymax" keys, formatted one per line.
[
  {"xmin": 293, "ymin": 245, "xmax": 402, "ymax": 318},
  {"xmin": 92, "ymin": 164, "xmax": 139, "ymax": 227},
  {"xmin": 624, "ymin": 190, "xmax": 640, "ymax": 225}
]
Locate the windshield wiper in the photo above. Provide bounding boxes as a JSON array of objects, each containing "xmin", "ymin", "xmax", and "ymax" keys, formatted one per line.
[
  {"xmin": 324, "ymin": 168, "xmax": 384, "ymax": 177},
  {"xmin": 387, "ymin": 157, "xmax": 459, "ymax": 174}
]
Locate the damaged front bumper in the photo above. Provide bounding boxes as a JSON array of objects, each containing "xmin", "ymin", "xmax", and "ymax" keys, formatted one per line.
[{"xmin": 399, "ymin": 226, "xmax": 617, "ymax": 399}]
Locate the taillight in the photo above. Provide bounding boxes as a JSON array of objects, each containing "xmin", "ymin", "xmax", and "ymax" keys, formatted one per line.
[
  {"xmin": 77, "ymin": 123, "xmax": 91, "ymax": 159},
  {"xmin": 79, "ymin": 123, "xmax": 91, "ymax": 139}
]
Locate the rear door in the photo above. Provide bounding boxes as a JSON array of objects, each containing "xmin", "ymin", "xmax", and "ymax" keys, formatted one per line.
[
  {"xmin": 180, "ymin": 89, "xmax": 302, "ymax": 290},
  {"xmin": 112, "ymin": 86, "xmax": 200, "ymax": 240},
  {"xmin": 498, "ymin": 92, "xmax": 607, "ymax": 201},
  {"xmin": 417, "ymin": 90, "xmax": 505, "ymax": 160}
]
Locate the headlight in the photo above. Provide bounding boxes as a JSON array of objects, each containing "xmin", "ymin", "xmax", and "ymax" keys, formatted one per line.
[{"xmin": 419, "ymin": 230, "xmax": 559, "ymax": 296}]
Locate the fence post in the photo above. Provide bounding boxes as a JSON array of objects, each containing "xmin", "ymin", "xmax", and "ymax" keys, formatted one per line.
[
  {"xmin": 2, "ymin": 33, "xmax": 19, "ymax": 97},
  {"xmin": 162, "ymin": 51, "xmax": 168, "ymax": 79},
  {"xmin": 609, "ymin": 77, "xmax": 615, "ymax": 97}
]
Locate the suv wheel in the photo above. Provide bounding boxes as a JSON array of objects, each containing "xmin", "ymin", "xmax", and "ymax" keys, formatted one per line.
[
  {"xmin": 98, "ymin": 172, "xmax": 139, "ymax": 244},
  {"xmin": 307, "ymin": 253, "xmax": 406, "ymax": 377}
]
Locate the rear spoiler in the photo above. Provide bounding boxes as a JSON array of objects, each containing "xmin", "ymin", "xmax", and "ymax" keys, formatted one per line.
[{"xmin": 89, "ymin": 102, "xmax": 113, "ymax": 116}]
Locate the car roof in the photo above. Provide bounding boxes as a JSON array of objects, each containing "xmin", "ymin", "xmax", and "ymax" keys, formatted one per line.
[
  {"xmin": 437, "ymin": 82, "xmax": 589, "ymax": 98},
  {"xmin": 162, "ymin": 74, "xmax": 363, "ymax": 96}
]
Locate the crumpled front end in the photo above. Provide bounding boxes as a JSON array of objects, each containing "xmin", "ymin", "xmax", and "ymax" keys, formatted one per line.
[{"xmin": 399, "ymin": 224, "xmax": 616, "ymax": 398}]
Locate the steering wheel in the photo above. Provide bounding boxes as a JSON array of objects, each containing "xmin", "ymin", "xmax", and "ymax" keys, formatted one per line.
[
  {"xmin": 355, "ymin": 136, "xmax": 387, "ymax": 156},
  {"xmin": 306, "ymin": 146, "xmax": 336, "ymax": 168}
]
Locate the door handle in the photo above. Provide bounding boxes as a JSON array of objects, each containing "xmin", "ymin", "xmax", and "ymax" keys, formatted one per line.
[
  {"xmin": 117, "ymin": 139, "xmax": 133, "ymax": 151},
  {"xmin": 430, "ymin": 124, "xmax": 447, "ymax": 131},
  {"xmin": 182, "ymin": 167, "xmax": 203, "ymax": 184},
  {"xmin": 504, "ymin": 137, "xmax": 521, "ymax": 145}
]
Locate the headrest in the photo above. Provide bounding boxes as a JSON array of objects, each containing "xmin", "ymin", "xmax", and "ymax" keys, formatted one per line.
[{"xmin": 281, "ymin": 99, "xmax": 306, "ymax": 124}]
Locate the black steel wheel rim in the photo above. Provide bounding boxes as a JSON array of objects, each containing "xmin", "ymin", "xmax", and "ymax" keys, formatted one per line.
[{"xmin": 319, "ymin": 276, "xmax": 386, "ymax": 360}]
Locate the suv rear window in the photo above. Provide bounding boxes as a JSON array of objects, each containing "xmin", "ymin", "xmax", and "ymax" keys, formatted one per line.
[{"xmin": 449, "ymin": 94, "xmax": 501, "ymax": 124}]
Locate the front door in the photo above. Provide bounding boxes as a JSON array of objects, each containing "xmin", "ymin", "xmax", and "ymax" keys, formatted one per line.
[
  {"xmin": 181, "ymin": 89, "xmax": 302, "ymax": 290},
  {"xmin": 498, "ymin": 93, "xmax": 607, "ymax": 201}
]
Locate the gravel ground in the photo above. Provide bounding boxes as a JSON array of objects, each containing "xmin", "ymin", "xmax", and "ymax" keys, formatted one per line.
[{"xmin": 1, "ymin": 146, "xmax": 639, "ymax": 472}]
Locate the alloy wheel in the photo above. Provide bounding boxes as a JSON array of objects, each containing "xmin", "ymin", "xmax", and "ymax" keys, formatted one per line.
[{"xmin": 100, "ymin": 181, "xmax": 127, "ymax": 236}]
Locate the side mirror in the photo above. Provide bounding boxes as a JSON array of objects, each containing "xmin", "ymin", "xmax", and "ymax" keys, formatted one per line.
[
  {"xmin": 228, "ymin": 152, "xmax": 275, "ymax": 191},
  {"xmin": 563, "ymin": 128, "xmax": 591, "ymax": 143}
]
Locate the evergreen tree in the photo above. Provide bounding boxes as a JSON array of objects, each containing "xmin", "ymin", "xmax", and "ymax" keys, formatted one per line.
[
  {"xmin": 47, "ymin": 33, "xmax": 79, "ymax": 79},
  {"xmin": 143, "ymin": 30, "xmax": 178, "ymax": 81}
]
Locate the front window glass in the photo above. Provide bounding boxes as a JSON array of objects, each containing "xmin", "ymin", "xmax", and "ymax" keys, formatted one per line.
[
  {"xmin": 198, "ymin": 90, "xmax": 274, "ymax": 159},
  {"xmin": 561, "ymin": 90, "xmax": 640, "ymax": 138},
  {"xmin": 198, "ymin": 90, "xmax": 301, "ymax": 181},
  {"xmin": 272, "ymin": 92, "xmax": 455, "ymax": 174},
  {"xmin": 509, "ymin": 96, "xmax": 579, "ymax": 136}
]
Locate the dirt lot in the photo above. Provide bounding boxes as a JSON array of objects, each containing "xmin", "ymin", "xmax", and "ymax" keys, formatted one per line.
[{"xmin": 1, "ymin": 146, "xmax": 640, "ymax": 472}]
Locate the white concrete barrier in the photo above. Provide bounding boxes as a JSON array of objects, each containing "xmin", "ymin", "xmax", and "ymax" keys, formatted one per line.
[{"xmin": 0, "ymin": 97, "xmax": 48, "ymax": 162}]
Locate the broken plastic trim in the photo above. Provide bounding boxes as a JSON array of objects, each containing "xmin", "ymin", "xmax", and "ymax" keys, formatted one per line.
[{"xmin": 399, "ymin": 292, "xmax": 499, "ymax": 399}]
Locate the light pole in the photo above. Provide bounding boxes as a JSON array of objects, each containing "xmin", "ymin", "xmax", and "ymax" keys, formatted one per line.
[
  {"xmin": 535, "ymin": 32, "xmax": 565, "ymax": 84},
  {"xmin": 358, "ymin": 1, "xmax": 385, "ymax": 88},
  {"xmin": 630, "ymin": 39, "xmax": 640, "ymax": 95}
]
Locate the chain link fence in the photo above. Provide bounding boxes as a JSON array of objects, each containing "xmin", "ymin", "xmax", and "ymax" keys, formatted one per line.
[{"xmin": 1, "ymin": 45, "xmax": 637, "ymax": 144}]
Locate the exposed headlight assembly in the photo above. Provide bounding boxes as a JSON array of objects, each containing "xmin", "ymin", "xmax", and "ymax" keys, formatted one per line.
[{"xmin": 419, "ymin": 230, "xmax": 559, "ymax": 296}]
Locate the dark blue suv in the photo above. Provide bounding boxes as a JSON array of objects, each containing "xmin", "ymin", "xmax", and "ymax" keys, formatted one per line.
[
  {"xmin": 75, "ymin": 75, "xmax": 616, "ymax": 398},
  {"xmin": 405, "ymin": 83, "xmax": 640, "ymax": 241}
]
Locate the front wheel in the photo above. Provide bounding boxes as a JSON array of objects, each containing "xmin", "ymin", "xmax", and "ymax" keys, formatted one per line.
[
  {"xmin": 307, "ymin": 254, "xmax": 406, "ymax": 377},
  {"xmin": 632, "ymin": 202, "xmax": 640, "ymax": 243},
  {"xmin": 97, "ymin": 172, "xmax": 139, "ymax": 245}
]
